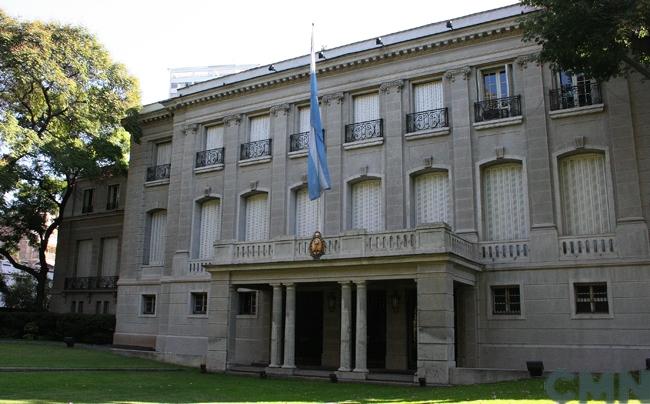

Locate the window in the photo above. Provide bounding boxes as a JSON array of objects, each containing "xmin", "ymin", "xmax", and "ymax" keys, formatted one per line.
[
  {"xmin": 148, "ymin": 142, "xmax": 172, "ymax": 181},
  {"xmin": 353, "ymin": 93, "xmax": 379, "ymax": 123},
  {"xmin": 492, "ymin": 285, "xmax": 521, "ymax": 315},
  {"xmin": 238, "ymin": 291, "xmax": 257, "ymax": 315},
  {"xmin": 559, "ymin": 153, "xmax": 611, "ymax": 236},
  {"xmin": 413, "ymin": 81, "xmax": 443, "ymax": 113},
  {"xmin": 295, "ymin": 187, "xmax": 321, "ymax": 237},
  {"xmin": 77, "ymin": 301, "xmax": 84, "ymax": 313},
  {"xmin": 100, "ymin": 237, "xmax": 119, "ymax": 276},
  {"xmin": 155, "ymin": 142, "xmax": 172, "ymax": 166},
  {"xmin": 142, "ymin": 294, "xmax": 156, "ymax": 315},
  {"xmin": 298, "ymin": 106, "xmax": 311, "ymax": 133},
  {"xmin": 70, "ymin": 301, "xmax": 77, "ymax": 313},
  {"xmin": 480, "ymin": 66, "xmax": 511, "ymax": 100},
  {"xmin": 103, "ymin": 301, "xmax": 110, "ymax": 314},
  {"xmin": 244, "ymin": 193, "xmax": 268, "ymax": 241},
  {"xmin": 106, "ymin": 184, "xmax": 119, "ymax": 210},
  {"xmin": 249, "ymin": 115, "xmax": 270, "ymax": 142},
  {"xmin": 82, "ymin": 189, "xmax": 94, "ymax": 213},
  {"xmin": 146, "ymin": 210, "xmax": 167, "ymax": 265},
  {"xmin": 552, "ymin": 72, "xmax": 601, "ymax": 110},
  {"xmin": 574, "ymin": 283, "xmax": 609, "ymax": 314},
  {"xmin": 351, "ymin": 179, "xmax": 383, "ymax": 232},
  {"xmin": 482, "ymin": 163, "xmax": 528, "ymax": 241},
  {"xmin": 205, "ymin": 125, "xmax": 224, "ymax": 151},
  {"xmin": 198, "ymin": 199, "xmax": 221, "ymax": 259},
  {"xmin": 95, "ymin": 301, "xmax": 102, "ymax": 314},
  {"xmin": 75, "ymin": 240, "xmax": 93, "ymax": 278},
  {"xmin": 414, "ymin": 172, "xmax": 450, "ymax": 226},
  {"xmin": 191, "ymin": 292, "xmax": 208, "ymax": 315}
]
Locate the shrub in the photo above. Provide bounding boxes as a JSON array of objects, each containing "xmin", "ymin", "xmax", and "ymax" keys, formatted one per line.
[{"xmin": 0, "ymin": 312, "xmax": 115, "ymax": 344}]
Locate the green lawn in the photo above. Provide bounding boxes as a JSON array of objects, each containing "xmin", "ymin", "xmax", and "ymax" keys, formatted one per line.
[{"xmin": 0, "ymin": 340, "xmax": 632, "ymax": 404}]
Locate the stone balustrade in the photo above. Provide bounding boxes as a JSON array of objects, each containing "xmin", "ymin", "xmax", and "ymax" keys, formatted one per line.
[{"xmin": 559, "ymin": 234, "xmax": 616, "ymax": 259}]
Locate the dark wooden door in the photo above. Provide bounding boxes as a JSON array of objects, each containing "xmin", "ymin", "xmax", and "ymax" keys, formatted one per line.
[
  {"xmin": 295, "ymin": 291, "xmax": 323, "ymax": 367},
  {"xmin": 367, "ymin": 290, "xmax": 386, "ymax": 369}
]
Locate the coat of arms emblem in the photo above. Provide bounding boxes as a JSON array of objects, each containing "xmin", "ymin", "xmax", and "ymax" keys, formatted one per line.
[{"xmin": 309, "ymin": 231, "xmax": 326, "ymax": 259}]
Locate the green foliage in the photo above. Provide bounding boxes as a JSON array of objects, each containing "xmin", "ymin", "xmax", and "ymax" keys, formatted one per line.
[
  {"xmin": 521, "ymin": 0, "xmax": 650, "ymax": 80},
  {"xmin": 0, "ymin": 312, "xmax": 116, "ymax": 344},
  {"xmin": 1, "ymin": 274, "xmax": 40, "ymax": 311},
  {"xmin": 0, "ymin": 9, "xmax": 141, "ymax": 309}
]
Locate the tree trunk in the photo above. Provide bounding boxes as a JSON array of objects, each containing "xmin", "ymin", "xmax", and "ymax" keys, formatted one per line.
[{"xmin": 34, "ymin": 270, "xmax": 48, "ymax": 311}]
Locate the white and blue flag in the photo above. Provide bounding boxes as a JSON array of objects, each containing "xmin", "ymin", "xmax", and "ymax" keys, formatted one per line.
[{"xmin": 307, "ymin": 24, "xmax": 331, "ymax": 200}]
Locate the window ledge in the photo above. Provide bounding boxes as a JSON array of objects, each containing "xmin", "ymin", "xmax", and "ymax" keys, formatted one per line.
[
  {"xmin": 571, "ymin": 313, "xmax": 613, "ymax": 320},
  {"xmin": 473, "ymin": 116, "xmax": 523, "ymax": 130},
  {"xmin": 144, "ymin": 179, "xmax": 170, "ymax": 187},
  {"xmin": 194, "ymin": 164, "xmax": 224, "ymax": 174},
  {"xmin": 238, "ymin": 156, "xmax": 272, "ymax": 167},
  {"xmin": 288, "ymin": 150, "xmax": 308, "ymax": 159},
  {"xmin": 343, "ymin": 138, "xmax": 384, "ymax": 150},
  {"xmin": 236, "ymin": 314, "xmax": 258, "ymax": 319},
  {"xmin": 404, "ymin": 126, "xmax": 450, "ymax": 140},
  {"xmin": 549, "ymin": 103, "xmax": 604, "ymax": 119},
  {"xmin": 138, "ymin": 314, "xmax": 158, "ymax": 318},
  {"xmin": 187, "ymin": 314, "xmax": 208, "ymax": 319},
  {"xmin": 487, "ymin": 314, "xmax": 526, "ymax": 321}
]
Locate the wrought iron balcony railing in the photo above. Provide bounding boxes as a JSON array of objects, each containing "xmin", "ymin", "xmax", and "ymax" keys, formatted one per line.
[
  {"xmin": 549, "ymin": 83, "xmax": 602, "ymax": 111},
  {"xmin": 289, "ymin": 131, "xmax": 310, "ymax": 152},
  {"xmin": 406, "ymin": 107, "xmax": 448, "ymax": 133},
  {"xmin": 240, "ymin": 139, "xmax": 272, "ymax": 160},
  {"xmin": 81, "ymin": 205, "xmax": 93, "ymax": 214},
  {"xmin": 106, "ymin": 201, "xmax": 118, "ymax": 210},
  {"xmin": 64, "ymin": 276, "xmax": 119, "ymax": 290},
  {"xmin": 474, "ymin": 95, "xmax": 521, "ymax": 123},
  {"xmin": 146, "ymin": 164, "xmax": 171, "ymax": 182},
  {"xmin": 195, "ymin": 147, "xmax": 225, "ymax": 168},
  {"xmin": 345, "ymin": 119, "xmax": 383, "ymax": 143}
]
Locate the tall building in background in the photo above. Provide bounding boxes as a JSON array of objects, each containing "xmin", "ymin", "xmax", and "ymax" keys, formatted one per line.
[{"xmin": 169, "ymin": 65, "xmax": 257, "ymax": 98}]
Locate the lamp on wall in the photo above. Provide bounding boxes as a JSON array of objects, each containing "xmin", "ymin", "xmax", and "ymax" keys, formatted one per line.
[
  {"xmin": 327, "ymin": 292, "xmax": 337, "ymax": 312},
  {"xmin": 391, "ymin": 291, "xmax": 400, "ymax": 312}
]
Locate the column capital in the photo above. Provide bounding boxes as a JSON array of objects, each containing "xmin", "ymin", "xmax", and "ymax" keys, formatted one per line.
[
  {"xmin": 322, "ymin": 92, "xmax": 344, "ymax": 106},
  {"xmin": 182, "ymin": 123, "xmax": 198, "ymax": 136},
  {"xmin": 338, "ymin": 281, "xmax": 352, "ymax": 286},
  {"xmin": 283, "ymin": 282, "xmax": 295, "ymax": 288},
  {"xmin": 380, "ymin": 79, "xmax": 404, "ymax": 94},
  {"xmin": 514, "ymin": 53, "xmax": 540, "ymax": 69},
  {"xmin": 224, "ymin": 114, "xmax": 241, "ymax": 127},
  {"xmin": 353, "ymin": 280, "xmax": 366, "ymax": 286},
  {"xmin": 269, "ymin": 283, "xmax": 283, "ymax": 288},
  {"xmin": 270, "ymin": 103, "xmax": 290, "ymax": 117},
  {"xmin": 443, "ymin": 66, "xmax": 471, "ymax": 82}
]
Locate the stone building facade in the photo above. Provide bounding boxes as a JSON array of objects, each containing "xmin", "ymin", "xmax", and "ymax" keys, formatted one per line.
[{"xmin": 55, "ymin": 4, "xmax": 650, "ymax": 384}]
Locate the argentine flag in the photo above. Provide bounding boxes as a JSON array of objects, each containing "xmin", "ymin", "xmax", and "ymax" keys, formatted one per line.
[{"xmin": 307, "ymin": 24, "xmax": 331, "ymax": 200}]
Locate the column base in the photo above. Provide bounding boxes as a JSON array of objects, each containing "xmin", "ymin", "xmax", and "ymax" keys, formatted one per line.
[
  {"xmin": 336, "ymin": 370, "xmax": 368, "ymax": 380},
  {"xmin": 267, "ymin": 366, "xmax": 295, "ymax": 376},
  {"xmin": 337, "ymin": 366, "xmax": 351, "ymax": 372},
  {"xmin": 281, "ymin": 365, "xmax": 296, "ymax": 370},
  {"xmin": 268, "ymin": 364, "xmax": 280, "ymax": 368},
  {"xmin": 353, "ymin": 368, "xmax": 369, "ymax": 373}
]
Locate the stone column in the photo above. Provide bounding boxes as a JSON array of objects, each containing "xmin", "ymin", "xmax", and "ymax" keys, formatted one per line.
[
  {"xmin": 282, "ymin": 283, "xmax": 296, "ymax": 369},
  {"xmin": 269, "ymin": 283, "xmax": 283, "ymax": 367},
  {"xmin": 206, "ymin": 276, "xmax": 232, "ymax": 371},
  {"xmin": 322, "ymin": 92, "xmax": 345, "ymax": 235},
  {"xmin": 353, "ymin": 280, "xmax": 368, "ymax": 373},
  {"xmin": 338, "ymin": 282, "xmax": 352, "ymax": 371},
  {"xmin": 269, "ymin": 104, "xmax": 290, "ymax": 237},
  {"xmin": 221, "ymin": 115, "xmax": 242, "ymax": 239}
]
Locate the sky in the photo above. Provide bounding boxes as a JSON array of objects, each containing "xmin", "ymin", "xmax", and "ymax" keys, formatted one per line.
[{"xmin": 1, "ymin": 0, "xmax": 517, "ymax": 105}]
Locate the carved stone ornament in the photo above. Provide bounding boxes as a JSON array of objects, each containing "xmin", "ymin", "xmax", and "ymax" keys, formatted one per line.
[
  {"xmin": 360, "ymin": 165, "xmax": 369, "ymax": 177},
  {"xmin": 380, "ymin": 79, "xmax": 404, "ymax": 94},
  {"xmin": 203, "ymin": 187, "xmax": 212, "ymax": 196},
  {"xmin": 443, "ymin": 66, "xmax": 471, "ymax": 82},
  {"xmin": 270, "ymin": 103, "xmax": 290, "ymax": 117},
  {"xmin": 424, "ymin": 156, "xmax": 434, "ymax": 167},
  {"xmin": 301, "ymin": 174, "xmax": 308, "ymax": 183},
  {"xmin": 223, "ymin": 114, "xmax": 241, "ymax": 127},
  {"xmin": 183, "ymin": 123, "xmax": 199, "ymax": 136},
  {"xmin": 514, "ymin": 53, "xmax": 540, "ymax": 69},
  {"xmin": 495, "ymin": 146, "xmax": 506, "ymax": 159},
  {"xmin": 309, "ymin": 231, "xmax": 326, "ymax": 259},
  {"xmin": 322, "ymin": 92, "xmax": 344, "ymax": 106},
  {"xmin": 575, "ymin": 136, "xmax": 586, "ymax": 149},
  {"xmin": 250, "ymin": 180, "xmax": 258, "ymax": 191}
]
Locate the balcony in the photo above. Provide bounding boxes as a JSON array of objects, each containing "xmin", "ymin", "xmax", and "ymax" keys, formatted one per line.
[
  {"xmin": 550, "ymin": 83, "xmax": 602, "ymax": 111},
  {"xmin": 106, "ymin": 201, "xmax": 118, "ymax": 210},
  {"xmin": 474, "ymin": 95, "xmax": 522, "ymax": 126},
  {"xmin": 239, "ymin": 139, "xmax": 272, "ymax": 165},
  {"xmin": 211, "ymin": 224, "xmax": 476, "ymax": 268},
  {"xmin": 344, "ymin": 119, "xmax": 383, "ymax": 149},
  {"xmin": 64, "ymin": 276, "xmax": 119, "ymax": 290},
  {"xmin": 195, "ymin": 147, "xmax": 224, "ymax": 170},
  {"xmin": 289, "ymin": 131, "xmax": 309, "ymax": 152},
  {"xmin": 146, "ymin": 164, "xmax": 171, "ymax": 182},
  {"xmin": 406, "ymin": 107, "xmax": 449, "ymax": 134},
  {"xmin": 559, "ymin": 234, "xmax": 616, "ymax": 259}
]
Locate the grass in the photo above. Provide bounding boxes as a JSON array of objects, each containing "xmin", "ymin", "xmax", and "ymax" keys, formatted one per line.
[{"xmin": 0, "ymin": 340, "xmax": 637, "ymax": 403}]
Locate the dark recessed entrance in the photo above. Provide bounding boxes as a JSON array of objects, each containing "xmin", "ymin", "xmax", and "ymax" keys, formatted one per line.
[
  {"xmin": 367, "ymin": 289, "xmax": 387, "ymax": 369},
  {"xmin": 295, "ymin": 291, "xmax": 323, "ymax": 367}
]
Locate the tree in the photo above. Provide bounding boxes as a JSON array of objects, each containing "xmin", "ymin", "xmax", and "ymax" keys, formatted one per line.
[
  {"xmin": 521, "ymin": 0, "xmax": 650, "ymax": 80},
  {"xmin": 0, "ymin": 9, "xmax": 140, "ymax": 310},
  {"xmin": 0, "ymin": 273, "xmax": 42, "ymax": 311}
]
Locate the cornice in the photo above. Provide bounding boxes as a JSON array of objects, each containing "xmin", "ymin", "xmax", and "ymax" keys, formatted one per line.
[
  {"xmin": 140, "ymin": 109, "xmax": 173, "ymax": 124},
  {"xmin": 159, "ymin": 22, "xmax": 522, "ymax": 112}
]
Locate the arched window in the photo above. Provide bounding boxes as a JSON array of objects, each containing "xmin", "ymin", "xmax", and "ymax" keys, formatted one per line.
[
  {"xmin": 295, "ymin": 187, "xmax": 321, "ymax": 237},
  {"xmin": 559, "ymin": 153, "xmax": 611, "ymax": 235},
  {"xmin": 414, "ymin": 171, "xmax": 450, "ymax": 226},
  {"xmin": 351, "ymin": 179, "xmax": 383, "ymax": 232},
  {"xmin": 245, "ymin": 193, "xmax": 269, "ymax": 241},
  {"xmin": 198, "ymin": 199, "xmax": 221, "ymax": 258},
  {"xmin": 482, "ymin": 163, "xmax": 528, "ymax": 241}
]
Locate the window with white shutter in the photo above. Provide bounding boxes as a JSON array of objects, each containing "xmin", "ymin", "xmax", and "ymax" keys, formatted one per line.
[
  {"xmin": 559, "ymin": 153, "xmax": 611, "ymax": 235},
  {"xmin": 298, "ymin": 107, "xmax": 311, "ymax": 133},
  {"xmin": 413, "ymin": 81, "xmax": 443, "ymax": 113},
  {"xmin": 198, "ymin": 199, "xmax": 221, "ymax": 259},
  {"xmin": 156, "ymin": 142, "xmax": 172, "ymax": 165},
  {"xmin": 295, "ymin": 188, "xmax": 321, "ymax": 236},
  {"xmin": 353, "ymin": 93, "xmax": 379, "ymax": 123},
  {"xmin": 245, "ymin": 193, "xmax": 269, "ymax": 241},
  {"xmin": 351, "ymin": 179, "xmax": 383, "ymax": 232},
  {"xmin": 75, "ymin": 240, "xmax": 93, "ymax": 277},
  {"xmin": 249, "ymin": 115, "xmax": 270, "ymax": 142},
  {"xmin": 100, "ymin": 237, "xmax": 119, "ymax": 276},
  {"xmin": 415, "ymin": 172, "xmax": 450, "ymax": 225},
  {"xmin": 147, "ymin": 210, "xmax": 167, "ymax": 265},
  {"xmin": 482, "ymin": 163, "xmax": 528, "ymax": 241},
  {"xmin": 205, "ymin": 125, "xmax": 224, "ymax": 150}
]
